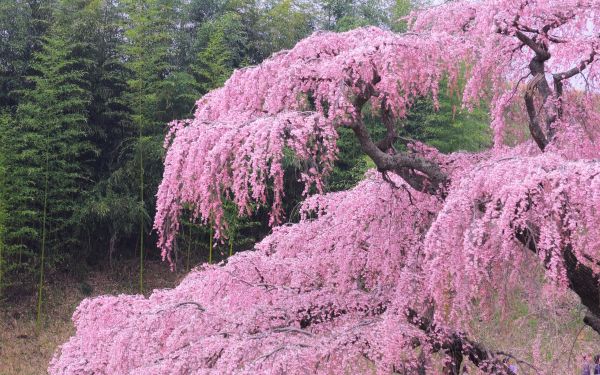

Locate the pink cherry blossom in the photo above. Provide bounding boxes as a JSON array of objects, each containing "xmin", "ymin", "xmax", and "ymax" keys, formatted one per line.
[{"xmin": 50, "ymin": 1, "xmax": 600, "ymax": 373}]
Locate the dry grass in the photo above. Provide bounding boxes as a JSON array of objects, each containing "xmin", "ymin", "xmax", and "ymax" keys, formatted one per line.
[
  {"xmin": 0, "ymin": 261, "xmax": 184, "ymax": 375},
  {"xmin": 465, "ymin": 263, "xmax": 600, "ymax": 374}
]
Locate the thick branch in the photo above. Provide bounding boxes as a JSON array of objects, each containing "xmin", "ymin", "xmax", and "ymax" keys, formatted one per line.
[
  {"xmin": 513, "ymin": 24, "xmax": 596, "ymax": 151},
  {"xmin": 524, "ymin": 73, "xmax": 550, "ymax": 150},
  {"xmin": 502, "ymin": 25, "xmax": 567, "ymax": 150},
  {"xmin": 350, "ymin": 117, "xmax": 448, "ymax": 194},
  {"xmin": 523, "ymin": 51, "xmax": 560, "ymax": 150},
  {"xmin": 541, "ymin": 12, "xmax": 574, "ymax": 34},
  {"xmin": 297, "ymin": 301, "xmax": 515, "ymax": 374},
  {"xmin": 528, "ymin": 47, "xmax": 597, "ymax": 148},
  {"xmin": 516, "ymin": 226, "xmax": 600, "ymax": 335},
  {"xmin": 375, "ymin": 104, "xmax": 398, "ymax": 152},
  {"xmin": 554, "ymin": 50, "xmax": 597, "ymax": 82},
  {"xmin": 406, "ymin": 308, "xmax": 513, "ymax": 374},
  {"xmin": 348, "ymin": 83, "xmax": 448, "ymax": 195},
  {"xmin": 515, "ymin": 31, "xmax": 550, "ymax": 60},
  {"xmin": 564, "ymin": 246, "xmax": 600, "ymax": 334},
  {"xmin": 500, "ymin": 28, "xmax": 555, "ymax": 150},
  {"xmin": 553, "ymin": 49, "xmax": 598, "ymax": 116}
]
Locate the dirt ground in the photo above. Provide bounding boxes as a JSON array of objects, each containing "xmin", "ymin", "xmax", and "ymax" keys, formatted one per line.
[{"xmin": 0, "ymin": 261, "xmax": 184, "ymax": 375}]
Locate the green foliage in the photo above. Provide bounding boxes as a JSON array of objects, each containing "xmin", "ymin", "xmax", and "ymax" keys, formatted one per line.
[
  {"xmin": 76, "ymin": 163, "xmax": 149, "ymax": 267},
  {"xmin": 193, "ymin": 12, "xmax": 248, "ymax": 92},
  {"xmin": 2, "ymin": 2, "xmax": 97, "ymax": 297},
  {"xmin": 221, "ymin": 201, "xmax": 263, "ymax": 256},
  {"xmin": 123, "ymin": 0, "xmax": 180, "ymax": 124},
  {"xmin": 391, "ymin": 0, "xmax": 412, "ymax": 32},
  {"xmin": 175, "ymin": 201, "xmax": 263, "ymax": 271},
  {"xmin": 158, "ymin": 72, "xmax": 200, "ymax": 119},
  {"xmin": 318, "ymin": 0, "xmax": 396, "ymax": 32},
  {"xmin": 188, "ymin": 0, "xmax": 229, "ymax": 23},
  {"xmin": 320, "ymin": 0, "xmax": 353, "ymax": 30},
  {"xmin": 0, "ymin": 0, "xmax": 56, "ymax": 109},
  {"xmin": 0, "ymin": 1, "xmax": 31, "ymax": 109},
  {"xmin": 402, "ymin": 84, "xmax": 491, "ymax": 154},
  {"xmin": 122, "ymin": 0, "xmax": 186, "ymax": 291},
  {"xmin": 85, "ymin": 0, "xmax": 132, "ymax": 180},
  {"xmin": 257, "ymin": 0, "xmax": 314, "ymax": 55},
  {"xmin": 326, "ymin": 127, "xmax": 373, "ymax": 192}
]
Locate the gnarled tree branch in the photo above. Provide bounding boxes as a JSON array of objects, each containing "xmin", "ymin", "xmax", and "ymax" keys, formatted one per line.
[
  {"xmin": 516, "ymin": 226, "xmax": 600, "ymax": 335},
  {"xmin": 348, "ymin": 77, "xmax": 449, "ymax": 194},
  {"xmin": 349, "ymin": 116, "xmax": 448, "ymax": 194}
]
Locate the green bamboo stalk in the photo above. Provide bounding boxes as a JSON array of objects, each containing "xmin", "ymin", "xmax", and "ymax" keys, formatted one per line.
[
  {"xmin": 0, "ymin": 227, "xmax": 3, "ymax": 297},
  {"xmin": 0, "ymin": 131, "xmax": 4, "ymax": 297},
  {"xmin": 139, "ymin": 120, "xmax": 144, "ymax": 294},
  {"xmin": 36, "ymin": 139, "xmax": 50, "ymax": 331},
  {"xmin": 229, "ymin": 237, "xmax": 233, "ymax": 257},
  {"xmin": 0, "ymin": 205, "xmax": 4, "ymax": 297},
  {"xmin": 137, "ymin": 10, "xmax": 144, "ymax": 293}
]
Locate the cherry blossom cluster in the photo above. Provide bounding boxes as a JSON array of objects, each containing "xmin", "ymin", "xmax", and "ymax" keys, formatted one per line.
[
  {"xmin": 154, "ymin": 26, "xmax": 469, "ymax": 262},
  {"xmin": 50, "ymin": 0, "xmax": 600, "ymax": 373},
  {"xmin": 51, "ymin": 173, "xmax": 443, "ymax": 374},
  {"xmin": 51, "ymin": 150, "xmax": 600, "ymax": 373},
  {"xmin": 425, "ymin": 150, "xmax": 600, "ymax": 327},
  {"xmin": 411, "ymin": 0, "xmax": 600, "ymax": 152},
  {"xmin": 155, "ymin": 111, "xmax": 338, "ymax": 263}
]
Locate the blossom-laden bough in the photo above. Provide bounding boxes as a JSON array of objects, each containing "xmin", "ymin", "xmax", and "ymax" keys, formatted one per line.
[{"xmin": 51, "ymin": 1, "xmax": 600, "ymax": 374}]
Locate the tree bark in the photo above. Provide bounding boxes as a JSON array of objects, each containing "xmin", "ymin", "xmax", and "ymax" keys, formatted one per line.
[{"xmin": 516, "ymin": 226, "xmax": 600, "ymax": 335}]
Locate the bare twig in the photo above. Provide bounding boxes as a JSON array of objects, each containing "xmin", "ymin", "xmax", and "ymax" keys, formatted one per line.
[{"xmin": 175, "ymin": 301, "xmax": 205, "ymax": 311}]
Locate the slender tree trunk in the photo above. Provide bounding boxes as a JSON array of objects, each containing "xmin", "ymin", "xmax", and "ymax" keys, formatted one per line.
[
  {"xmin": 137, "ymin": 37, "xmax": 144, "ymax": 293},
  {"xmin": 139, "ymin": 124, "xmax": 144, "ymax": 294},
  {"xmin": 37, "ymin": 138, "xmax": 50, "ymax": 331},
  {"xmin": 109, "ymin": 232, "xmax": 116, "ymax": 270},
  {"xmin": 0, "ymin": 223, "xmax": 3, "ymax": 297}
]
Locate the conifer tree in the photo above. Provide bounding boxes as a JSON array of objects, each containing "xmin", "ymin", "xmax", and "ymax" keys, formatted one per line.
[
  {"xmin": 2, "ymin": 0, "xmax": 96, "ymax": 311},
  {"xmin": 193, "ymin": 12, "xmax": 249, "ymax": 93},
  {"xmin": 0, "ymin": 0, "xmax": 56, "ymax": 110},
  {"xmin": 257, "ymin": 0, "xmax": 313, "ymax": 57},
  {"xmin": 122, "ymin": 0, "xmax": 182, "ymax": 292}
]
